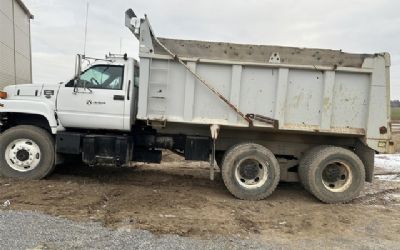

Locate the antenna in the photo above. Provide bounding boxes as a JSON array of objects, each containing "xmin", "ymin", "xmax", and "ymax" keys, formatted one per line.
[
  {"xmin": 83, "ymin": 1, "xmax": 90, "ymax": 55},
  {"xmin": 119, "ymin": 37, "xmax": 122, "ymax": 54}
]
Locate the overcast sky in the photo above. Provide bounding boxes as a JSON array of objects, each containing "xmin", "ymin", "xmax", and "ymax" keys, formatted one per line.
[{"xmin": 25, "ymin": 0, "xmax": 400, "ymax": 99}]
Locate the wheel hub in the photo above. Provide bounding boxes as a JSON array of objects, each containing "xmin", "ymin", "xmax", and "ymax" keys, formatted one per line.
[
  {"xmin": 239, "ymin": 162, "xmax": 260, "ymax": 180},
  {"xmin": 5, "ymin": 139, "xmax": 41, "ymax": 172},
  {"xmin": 323, "ymin": 165, "xmax": 342, "ymax": 183},
  {"xmin": 16, "ymin": 149, "xmax": 30, "ymax": 162},
  {"xmin": 322, "ymin": 161, "xmax": 352, "ymax": 192},
  {"xmin": 235, "ymin": 158, "xmax": 268, "ymax": 189}
]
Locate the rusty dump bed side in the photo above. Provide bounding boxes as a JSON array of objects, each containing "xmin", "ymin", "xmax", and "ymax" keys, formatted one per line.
[
  {"xmin": 156, "ymin": 38, "xmax": 373, "ymax": 68},
  {"xmin": 128, "ymin": 14, "xmax": 392, "ymax": 153}
]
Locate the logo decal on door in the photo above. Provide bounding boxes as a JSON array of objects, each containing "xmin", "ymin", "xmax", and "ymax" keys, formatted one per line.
[{"xmin": 86, "ymin": 100, "xmax": 106, "ymax": 105}]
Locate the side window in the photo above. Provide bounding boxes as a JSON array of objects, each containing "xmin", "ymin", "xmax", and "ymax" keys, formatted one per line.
[{"xmin": 73, "ymin": 65, "xmax": 124, "ymax": 90}]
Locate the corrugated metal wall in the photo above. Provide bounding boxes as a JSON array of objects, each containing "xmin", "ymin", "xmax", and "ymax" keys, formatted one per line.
[{"xmin": 0, "ymin": 0, "xmax": 31, "ymax": 90}]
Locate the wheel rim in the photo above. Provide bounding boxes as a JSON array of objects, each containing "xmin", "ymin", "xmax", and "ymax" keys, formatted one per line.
[
  {"xmin": 321, "ymin": 161, "xmax": 353, "ymax": 192},
  {"xmin": 5, "ymin": 139, "xmax": 41, "ymax": 172},
  {"xmin": 234, "ymin": 157, "xmax": 268, "ymax": 189}
]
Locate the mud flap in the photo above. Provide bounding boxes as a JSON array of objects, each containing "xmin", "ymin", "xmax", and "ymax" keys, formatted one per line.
[{"xmin": 355, "ymin": 140, "xmax": 375, "ymax": 182}]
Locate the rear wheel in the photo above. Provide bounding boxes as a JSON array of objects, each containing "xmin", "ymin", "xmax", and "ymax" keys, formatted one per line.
[
  {"xmin": 299, "ymin": 146, "xmax": 326, "ymax": 192},
  {"xmin": 0, "ymin": 125, "xmax": 55, "ymax": 179},
  {"xmin": 299, "ymin": 146, "xmax": 365, "ymax": 203},
  {"xmin": 221, "ymin": 143, "xmax": 280, "ymax": 200}
]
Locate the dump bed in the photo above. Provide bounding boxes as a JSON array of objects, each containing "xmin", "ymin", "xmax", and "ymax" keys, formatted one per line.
[{"xmin": 126, "ymin": 14, "xmax": 392, "ymax": 153}]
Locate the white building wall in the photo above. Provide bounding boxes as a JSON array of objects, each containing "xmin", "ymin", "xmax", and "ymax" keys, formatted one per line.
[{"xmin": 0, "ymin": 0, "xmax": 32, "ymax": 90}]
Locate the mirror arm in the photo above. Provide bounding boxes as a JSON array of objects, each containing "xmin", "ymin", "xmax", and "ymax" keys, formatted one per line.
[{"xmin": 73, "ymin": 79, "xmax": 78, "ymax": 94}]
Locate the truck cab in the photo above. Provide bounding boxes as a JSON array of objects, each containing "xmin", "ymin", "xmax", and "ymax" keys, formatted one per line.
[
  {"xmin": 0, "ymin": 54, "xmax": 145, "ymax": 171},
  {"xmin": 1, "ymin": 55, "xmax": 139, "ymax": 133},
  {"xmin": 57, "ymin": 56, "xmax": 139, "ymax": 131}
]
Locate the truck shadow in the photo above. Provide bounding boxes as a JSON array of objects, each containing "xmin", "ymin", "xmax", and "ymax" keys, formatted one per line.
[{"xmin": 52, "ymin": 162, "xmax": 317, "ymax": 203}]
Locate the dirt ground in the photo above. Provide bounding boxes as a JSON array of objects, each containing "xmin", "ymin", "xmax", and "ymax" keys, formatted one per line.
[{"xmin": 1, "ymin": 152, "xmax": 400, "ymax": 246}]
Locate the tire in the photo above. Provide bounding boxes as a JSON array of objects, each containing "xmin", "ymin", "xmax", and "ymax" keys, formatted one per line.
[
  {"xmin": 298, "ymin": 145, "xmax": 365, "ymax": 204},
  {"xmin": 299, "ymin": 146, "xmax": 327, "ymax": 192},
  {"xmin": 221, "ymin": 143, "xmax": 280, "ymax": 200},
  {"xmin": 0, "ymin": 125, "xmax": 55, "ymax": 179}
]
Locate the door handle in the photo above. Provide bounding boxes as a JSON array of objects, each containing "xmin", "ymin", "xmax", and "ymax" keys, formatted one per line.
[
  {"xmin": 113, "ymin": 95, "xmax": 125, "ymax": 100},
  {"xmin": 127, "ymin": 80, "xmax": 131, "ymax": 100}
]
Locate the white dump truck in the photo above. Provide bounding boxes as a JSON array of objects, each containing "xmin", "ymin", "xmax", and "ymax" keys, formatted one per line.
[{"xmin": 0, "ymin": 9, "xmax": 394, "ymax": 203}]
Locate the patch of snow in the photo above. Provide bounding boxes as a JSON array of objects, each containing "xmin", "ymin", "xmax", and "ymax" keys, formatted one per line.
[
  {"xmin": 375, "ymin": 174, "xmax": 400, "ymax": 182},
  {"xmin": 375, "ymin": 154, "xmax": 400, "ymax": 173}
]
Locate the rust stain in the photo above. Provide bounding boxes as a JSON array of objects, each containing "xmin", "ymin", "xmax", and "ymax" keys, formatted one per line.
[
  {"xmin": 283, "ymin": 124, "xmax": 365, "ymax": 135},
  {"xmin": 291, "ymin": 93, "xmax": 303, "ymax": 108},
  {"xmin": 323, "ymin": 97, "xmax": 331, "ymax": 112}
]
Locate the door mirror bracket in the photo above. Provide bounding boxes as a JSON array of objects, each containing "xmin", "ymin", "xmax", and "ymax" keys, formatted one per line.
[{"xmin": 73, "ymin": 79, "xmax": 78, "ymax": 94}]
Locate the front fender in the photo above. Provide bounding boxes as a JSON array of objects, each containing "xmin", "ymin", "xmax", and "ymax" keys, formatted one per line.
[{"xmin": 0, "ymin": 99, "xmax": 61, "ymax": 134}]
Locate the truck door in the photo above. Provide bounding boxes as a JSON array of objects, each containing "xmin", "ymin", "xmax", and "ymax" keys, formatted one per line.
[{"xmin": 56, "ymin": 64, "xmax": 129, "ymax": 131}]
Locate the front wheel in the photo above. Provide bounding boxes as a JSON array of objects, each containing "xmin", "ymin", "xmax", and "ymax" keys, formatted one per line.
[
  {"xmin": 0, "ymin": 125, "xmax": 55, "ymax": 179},
  {"xmin": 221, "ymin": 143, "xmax": 280, "ymax": 200}
]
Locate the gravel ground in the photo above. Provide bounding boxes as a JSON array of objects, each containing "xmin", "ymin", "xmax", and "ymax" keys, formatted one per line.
[
  {"xmin": 0, "ymin": 210, "xmax": 267, "ymax": 250},
  {"xmin": 1, "ymin": 210, "xmax": 399, "ymax": 250}
]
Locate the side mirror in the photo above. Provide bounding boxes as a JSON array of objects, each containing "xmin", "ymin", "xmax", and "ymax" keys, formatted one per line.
[
  {"xmin": 73, "ymin": 54, "xmax": 83, "ymax": 93},
  {"xmin": 74, "ymin": 54, "xmax": 83, "ymax": 80}
]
